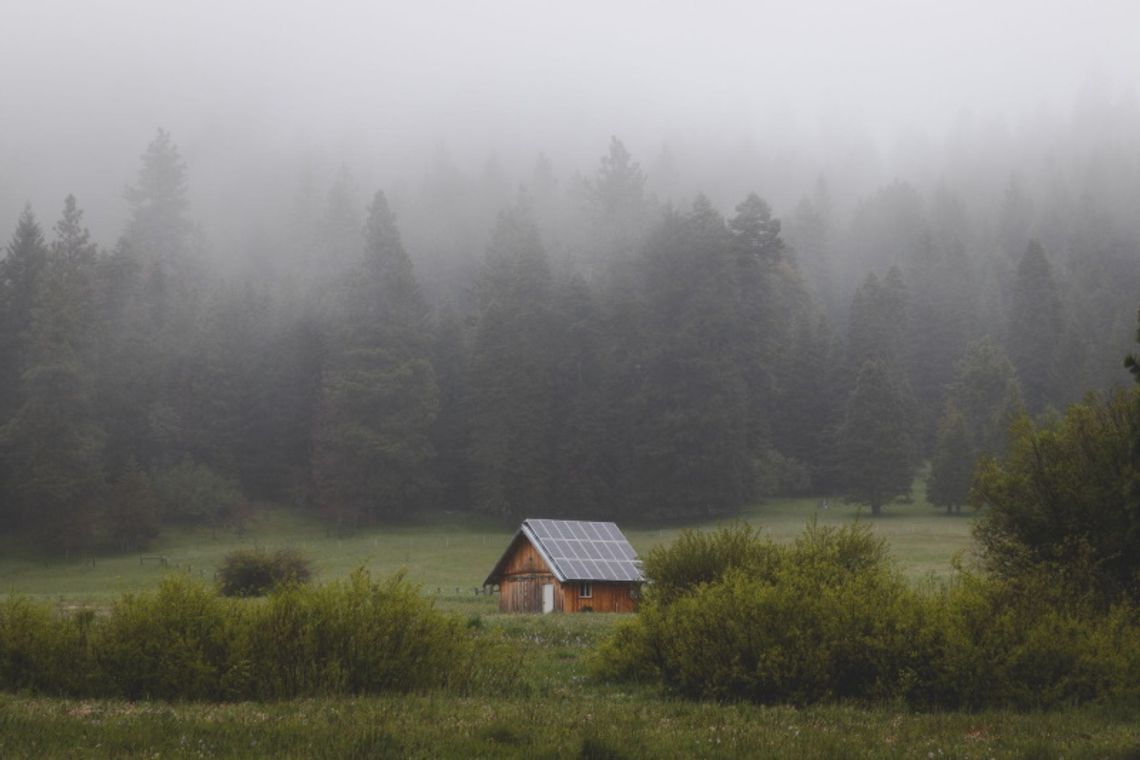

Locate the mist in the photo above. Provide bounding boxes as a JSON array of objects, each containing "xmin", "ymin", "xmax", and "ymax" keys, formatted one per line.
[
  {"xmin": 4, "ymin": 0, "xmax": 1139, "ymax": 245},
  {"xmin": 3, "ymin": 0, "xmax": 1140, "ymax": 550}
]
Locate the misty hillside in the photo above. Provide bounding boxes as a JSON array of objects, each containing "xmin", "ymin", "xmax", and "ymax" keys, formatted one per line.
[{"xmin": 2, "ymin": 1, "xmax": 1139, "ymax": 553}]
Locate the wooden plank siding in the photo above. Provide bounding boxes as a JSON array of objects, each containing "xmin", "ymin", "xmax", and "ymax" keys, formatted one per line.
[
  {"xmin": 561, "ymin": 581, "xmax": 638, "ymax": 613},
  {"xmin": 494, "ymin": 532, "xmax": 639, "ymax": 613}
]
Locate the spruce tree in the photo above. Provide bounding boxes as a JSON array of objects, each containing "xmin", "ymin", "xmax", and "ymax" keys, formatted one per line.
[
  {"xmin": 0, "ymin": 207, "xmax": 49, "ymax": 529},
  {"xmin": 1, "ymin": 199, "xmax": 105, "ymax": 550},
  {"xmin": 627, "ymin": 197, "xmax": 749, "ymax": 518},
  {"xmin": 927, "ymin": 402, "xmax": 974, "ymax": 513},
  {"xmin": 549, "ymin": 274, "xmax": 613, "ymax": 517},
  {"xmin": 847, "ymin": 268, "xmax": 909, "ymax": 376},
  {"xmin": 430, "ymin": 306, "xmax": 471, "ymax": 510},
  {"xmin": 312, "ymin": 191, "xmax": 439, "ymax": 524},
  {"xmin": 0, "ymin": 206, "xmax": 49, "ymax": 420},
  {"xmin": 1008, "ymin": 240, "xmax": 1064, "ymax": 414},
  {"xmin": 838, "ymin": 359, "xmax": 916, "ymax": 516},
  {"xmin": 124, "ymin": 128, "xmax": 191, "ymax": 270},
  {"xmin": 947, "ymin": 337, "xmax": 1023, "ymax": 459},
  {"xmin": 466, "ymin": 203, "xmax": 558, "ymax": 519}
]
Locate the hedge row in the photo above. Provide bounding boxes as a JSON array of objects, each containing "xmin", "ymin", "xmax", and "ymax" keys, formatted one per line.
[
  {"xmin": 591, "ymin": 522, "xmax": 1140, "ymax": 709},
  {"xmin": 0, "ymin": 570, "xmax": 518, "ymax": 701}
]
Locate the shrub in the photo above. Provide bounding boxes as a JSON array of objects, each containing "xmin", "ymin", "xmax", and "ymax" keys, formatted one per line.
[
  {"xmin": 595, "ymin": 521, "xmax": 917, "ymax": 704},
  {"xmin": 95, "ymin": 576, "xmax": 240, "ymax": 700},
  {"xmin": 593, "ymin": 521, "xmax": 1140, "ymax": 709},
  {"xmin": 0, "ymin": 570, "xmax": 520, "ymax": 701},
  {"xmin": 923, "ymin": 569, "xmax": 1140, "ymax": 709},
  {"xmin": 971, "ymin": 389, "xmax": 1140, "ymax": 605},
  {"xmin": 0, "ymin": 596, "xmax": 93, "ymax": 695},
  {"xmin": 641, "ymin": 522, "xmax": 779, "ymax": 606},
  {"xmin": 217, "ymin": 547, "xmax": 313, "ymax": 597},
  {"xmin": 244, "ymin": 569, "xmax": 486, "ymax": 697}
]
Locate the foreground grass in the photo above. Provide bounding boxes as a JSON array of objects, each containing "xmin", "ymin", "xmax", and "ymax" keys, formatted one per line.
[
  {"xmin": 3, "ymin": 693, "xmax": 1138, "ymax": 759},
  {"xmin": 2, "ymin": 609, "xmax": 1138, "ymax": 757},
  {"xmin": 0, "ymin": 480, "xmax": 974, "ymax": 605},
  {"xmin": 0, "ymin": 518, "xmax": 1133, "ymax": 758}
]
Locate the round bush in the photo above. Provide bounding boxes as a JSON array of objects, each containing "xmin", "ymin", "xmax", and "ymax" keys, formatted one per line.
[{"xmin": 217, "ymin": 547, "xmax": 313, "ymax": 597}]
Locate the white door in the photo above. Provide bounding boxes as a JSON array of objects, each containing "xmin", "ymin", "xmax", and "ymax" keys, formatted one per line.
[{"xmin": 542, "ymin": 583, "xmax": 554, "ymax": 614}]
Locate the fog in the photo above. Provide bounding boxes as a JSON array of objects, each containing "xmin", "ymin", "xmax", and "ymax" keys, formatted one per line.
[
  {"xmin": 6, "ymin": 0, "xmax": 1140, "ymax": 549},
  {"xmin": 4, "ymin": 0, "xmax": 1139, "ymax": 247}
]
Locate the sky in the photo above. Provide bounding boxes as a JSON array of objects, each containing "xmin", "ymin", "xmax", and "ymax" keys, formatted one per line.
[{"xmin": 2, "ymin": 0, "xmax": 1139, "ymax": 243}]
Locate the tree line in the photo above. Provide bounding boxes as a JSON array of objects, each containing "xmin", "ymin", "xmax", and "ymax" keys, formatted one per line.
[{"xmin": 2, "ymin": 130, "xmax": 1137, "ymax": 553}]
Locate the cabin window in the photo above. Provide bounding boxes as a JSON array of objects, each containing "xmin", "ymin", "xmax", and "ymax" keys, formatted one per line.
[
  {"xmin": 579, "ymin": 581, "xmax": 592, "ymax": 598},
  {"xmin": 629, "ymin": 586, "xmax": 639, "ymax": 600}
]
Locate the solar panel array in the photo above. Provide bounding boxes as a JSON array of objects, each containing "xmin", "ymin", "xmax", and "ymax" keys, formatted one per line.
[{"xmin": 526, "ymin": 519, "xmax": 644, "ymax": 582}]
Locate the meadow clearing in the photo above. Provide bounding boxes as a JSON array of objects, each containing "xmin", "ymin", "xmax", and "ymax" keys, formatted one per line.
[
  {"xmin": 0, "ymin": 483, "xmax": 973, "ymax": 607},
  {"xmin": 2, "ymin": 490, "xmax": 1138, "ymax": 758}
]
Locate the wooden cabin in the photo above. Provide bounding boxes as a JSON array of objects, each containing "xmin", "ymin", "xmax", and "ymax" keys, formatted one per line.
[{"xmin": 483, "ymin": 519, "xmax": 644, "ymax": 613}]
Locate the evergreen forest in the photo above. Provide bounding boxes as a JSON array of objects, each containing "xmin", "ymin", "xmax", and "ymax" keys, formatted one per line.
[{"xmin": 3, "ymin": 116, "xmax": 1139, "ymax": 555}]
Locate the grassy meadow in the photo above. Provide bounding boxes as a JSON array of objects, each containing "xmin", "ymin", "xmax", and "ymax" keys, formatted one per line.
[
  {"xmin": 0, "ymin": 481, "xmax": 975, "ymax": 606},
  {"xmin": 7, "ymin": 488, "xmax": 1135, "ymax": 758}
]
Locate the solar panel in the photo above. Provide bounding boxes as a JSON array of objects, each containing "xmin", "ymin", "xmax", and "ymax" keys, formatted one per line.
[{"xmin": 524, "ymin": 519, "xmax": 644, "ymax": 582}]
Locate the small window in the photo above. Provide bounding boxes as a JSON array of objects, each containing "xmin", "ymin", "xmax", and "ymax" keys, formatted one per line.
[
  {"xmin": 579, "ymin": 581, "xmax": 592, "ymax": 598},
  {"xmin": 629, "ymin": 586, "xmax": 640, "ymax": 600}
]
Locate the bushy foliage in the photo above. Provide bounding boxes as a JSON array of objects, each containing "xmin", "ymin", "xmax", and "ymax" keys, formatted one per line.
[
  {"xmin": 906, "ymin": 567, "xmax": 1140, "ymax": 709},
  {"xmin": 0, "ymin": 597, "xmax": 94, "ymax": 695},
  {"xmin": 151, "ymin": 458, "xmax": 243, "ymax": 526},
  {"xmin": 0, "ymin": 571, "xmax": 518, "ymax": 701},
  {"xmin": 240, "ymin": 570, "xmax": 515, "ymax": 698},
  {"xmin": 971, "ymin": 388, "xmax": 1140, "ymax": 604},
  {"xmin": 97, "ymin": 576, "xmax": 238, "ymax": 700},
  {"xmin": 641, "ymin": 523, "xmax": 780, "ymax": 606},
  {"xmin": 217, "ymin": 547, "xmax": 313, "ymax": 597},
  {"xmin": 593, "ymin": 522, "xmax": 1140, "ymax": 709}
]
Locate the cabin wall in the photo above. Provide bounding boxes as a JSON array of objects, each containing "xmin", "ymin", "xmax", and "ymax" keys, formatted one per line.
[
  {"xmin": 500, "ymin": 537, "xmax": 548, "ymax": 576},
  {"xmin": 499, "ymin": 574, "xmax": 558, "ymax": 612},
  {"xmin": 493, "ymin": 534, "xmax": 641, "ymax": 613},
  {"xmin": 497, "ymin": 536, "xmax": 558, "ymax": 613},
  {"xmin": 562, "ymin": 581, "xmax": 639, "ymax": 613}
]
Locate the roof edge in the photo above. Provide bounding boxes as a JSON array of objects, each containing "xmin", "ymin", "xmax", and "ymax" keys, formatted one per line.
[{"xmin": 522, "ymin": 521, "xmax": 567, "ymax": 583}]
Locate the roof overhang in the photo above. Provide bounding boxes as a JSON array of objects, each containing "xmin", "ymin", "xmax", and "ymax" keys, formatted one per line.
[{"xmin": 482, "ymin": 523, "xmax": 566, "ymax": 586}]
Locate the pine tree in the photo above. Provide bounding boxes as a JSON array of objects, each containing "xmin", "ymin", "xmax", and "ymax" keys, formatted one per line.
[
  {"xmin": 627, "ymin": 198, "xmax": 749, "ymax": 518},
  {"xmin": 847, "ymin": 268, "xmax": 909, "ymax": 376},
  {"xmin": 430, "ymin": 306, "xmax": 471, "ymax": 510},
  {"xmin": 1, "ymin": 199, "xmax": 105, "ymax": 550},
  {"xmin": 320, "ymin": 166, "xmax": 362, "ymax": 269},
  {"xmin": 581, "ymin": 136, "xmax": 653, "ymax": 271},
  {"xmin": 124, "ymin": 128, "xmax": 191, "ymax": 270},
  {"xmin": 1008, "ymin": 240, "xmax": 1064, "ymax": 414},
  {"xmin": 947, "ymin": 337, "xmax": 1023, "ymax": 459},
  {"xmin": 772, "ymin": 312, "xmax": 840, "ymax": 490},
  {"xmin": 927, "ymin": 402, "xmax": 974, "ymax": 513},
  {"xmin": 838, "ymin": 359, "xmax": 916, "ymax": 516},
  {"xmin": 0, "ymin": 206, "xmax": 49, "ymax": 419},
  {"xmin": 549, "ymin": 275, "xmax": 614, "ymax": 517},
  {"xmin": 466, "ymin": 204, "xmax": 558, "ymax": 519},
  {"xmin": 728, "ymin": 192, "xmax": 797, "ymax": 487},
  {"xmin": 0, "ymin": 207, "xmax": 49, "ymax": 529},
  {"xmin": 312, "ymin": 191, "xmax": 439, "ymax": 524}
]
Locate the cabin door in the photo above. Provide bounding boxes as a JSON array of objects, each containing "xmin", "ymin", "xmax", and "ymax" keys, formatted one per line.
[{"xmin": 542, "ymin": 583, "xmax": 554, "ymax": 614}]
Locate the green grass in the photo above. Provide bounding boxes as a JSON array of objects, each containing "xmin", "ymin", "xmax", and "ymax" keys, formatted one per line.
[
  {"xmin": 0, "ymin": 482, "xmax": 974, "ymax": 605},
  {"xmin": 2, "ymin": 490, "xmax": 1135, "ymax": 758},
  {"xmin": 2, "ymin": 694, "xmax": 1138, "ymax": 759}
]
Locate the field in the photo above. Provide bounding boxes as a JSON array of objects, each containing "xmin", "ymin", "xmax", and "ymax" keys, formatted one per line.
[
  {"xmin": 4, "ymin": 491, "xmax": 1138, "ymax": 758},
  {"xmin": 0, "ymin": 485, "xmax": 974, "ymax": 606}
]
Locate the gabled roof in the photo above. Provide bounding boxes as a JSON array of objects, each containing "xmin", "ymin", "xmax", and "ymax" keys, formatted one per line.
[{"xmin": 483, "ymin": 518, "xmax": 645, "ymax": 586}]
